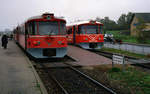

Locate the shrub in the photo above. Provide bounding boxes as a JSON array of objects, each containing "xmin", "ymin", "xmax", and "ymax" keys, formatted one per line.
[{"xmin": 109, "ymin": 67, "xmax": 121, "ymax": 72}]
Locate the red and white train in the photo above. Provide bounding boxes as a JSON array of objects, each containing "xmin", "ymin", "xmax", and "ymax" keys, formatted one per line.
[
  {"xmin": 66, "ymin": 20, "xmax": 104, "ymax": 49},
  {"xmin": 14, "ymin": 13, "xmax": 67, "ymax": 58}
]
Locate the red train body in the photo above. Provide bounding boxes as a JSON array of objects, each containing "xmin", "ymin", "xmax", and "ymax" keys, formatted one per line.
[
  {"xmin": 66, "ymin": 20, "xmax": 104, "ymax": 49},
  {"xmin": 14, "ymin": 13, "xmax": 67, "ymax": 58}
]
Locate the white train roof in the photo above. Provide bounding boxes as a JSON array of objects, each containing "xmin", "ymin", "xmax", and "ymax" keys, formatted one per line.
[
  {"xmin": 17, "ymin": 13, "xmax": 65, "ymax": 28},
  {"xmin": 67, "ymin": 20, "xmax": 103, "ymax": 26},
  {"xmin": 27, "ymin": 13, "xmax": 65, "ymax": 21},
  {"xmin": 27, "ymin": 15, "xmax": 42, "ymax": 21}
]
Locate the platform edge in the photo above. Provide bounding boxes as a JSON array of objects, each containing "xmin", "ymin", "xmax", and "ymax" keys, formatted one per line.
[{"xmin": 24, "ymin": 54, "xmax": 48, "ymax": 94}]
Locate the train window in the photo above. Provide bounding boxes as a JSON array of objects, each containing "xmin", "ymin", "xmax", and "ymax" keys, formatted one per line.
[
  {"xmin": 17, "ymin": 27, "xmax": 21, "ymax": 34},
  {"xmin": 28, "ymin": 22, "xmax": 36, "ymax": 35},
  {"xmin": 77, "ymin": 26, "xmax": 81, "ymax": 34},
  {"xmin": 21, "ymin": 26, "xmax": 25, "ymax": 34},
  {"xmin": 59, "ymin": 22, "xmax": 66, "ymax": 35},
  {"xmin": 80, "ymin": 25, "xmax": 99, "ymax": 34},
  {"xmin": 38, "ymin": 21, "xmax": 59, "ymax": 35},
  {"xmin": 27, "ymin": 26, "xmax": 31, "ymax": 35},
  {"xmin": 78, "ymin": 26, "xmax": 86, "ymax": 34}
]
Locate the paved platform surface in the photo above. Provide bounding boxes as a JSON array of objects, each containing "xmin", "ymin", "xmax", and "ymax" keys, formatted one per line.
[
  {"xmin": 0, "ymin": 40, "xmax": 41, "ymax": 94},
  {"xmin": 67, "ymin": 45, "xmax": 112, "ymax": 66}
]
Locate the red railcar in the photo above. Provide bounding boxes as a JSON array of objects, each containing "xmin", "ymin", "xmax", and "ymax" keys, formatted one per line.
[
  {"xmin": 66, "ymin": 20, "xmax": 104, "ymax": 49},
  {"xmin": 14, "ymin": 13, "xmax": 67, "ymax": 58}
]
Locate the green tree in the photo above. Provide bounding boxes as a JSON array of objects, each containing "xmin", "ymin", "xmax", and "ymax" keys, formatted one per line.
[
  {"xmin": 96, "ymin": 12, "xmax": 133, "ymax": 31},
  {"xmin": 96, "ymin": 17, "xmax": 118, "ymax": 31},
  {"xmin": 117, "ymin": 14, "xmax": 127, "ymax": 30},
  {"xmin": 117, "ymin": 12, "xmax": 133, "ymax": 30}
]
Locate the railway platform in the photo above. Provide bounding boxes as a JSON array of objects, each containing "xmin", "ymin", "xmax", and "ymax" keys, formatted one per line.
[
  {"xmin": 67, "ymin": 45, "xmax": 112, "ymax": 66},
  {"xmin": 0, "ymin": 40, "xmax": 46, "ymax": 94}
]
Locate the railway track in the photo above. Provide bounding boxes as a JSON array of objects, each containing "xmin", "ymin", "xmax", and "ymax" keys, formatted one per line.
[
  {"xmin": 89, "ymin": 50, "xmax": 150, "ymax": 70},
  {"xmin": 32, "ymin": 56, "xmax": 117, "ymax": 94},
  {"xmin": 37, "ymin": 67, "xmax": 66, "ymax": 94}
]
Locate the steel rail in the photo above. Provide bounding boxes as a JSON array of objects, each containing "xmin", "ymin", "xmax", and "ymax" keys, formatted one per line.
[
  {"xmin": 35, "ymin": 55, "xmax": 117, "ymax": 94},
  {"xmin": 132, "ymin": 63, "xmax": 150, "ymax": 69},
  {"xmin": 63, "ymin": 62, "xmax": 117, "ymax": 94},
  {"xmin": 39, "ymin": 63, "xmax": 69, "ymax": 94}
]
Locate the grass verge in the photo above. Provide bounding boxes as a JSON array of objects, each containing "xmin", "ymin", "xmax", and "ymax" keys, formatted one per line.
[
  {"xmin": 108, "ymin": 66, "xmax": 150, "ymax": 94},
  {"xmin": 106, "ymin": 30, "xmax": 150, "ymax": 44},
  {"xmin": 81, "ymin": 65, "xmax": 150, "ymax": 94}
]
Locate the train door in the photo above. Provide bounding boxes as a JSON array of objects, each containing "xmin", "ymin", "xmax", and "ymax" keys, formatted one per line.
[
  {"xmin": 67, "ymin": 27, "xmax": 73, "ymax": 44},
  {"xmin": 73, "ymin": 26, "xmax": 76, "ymax": 44}
]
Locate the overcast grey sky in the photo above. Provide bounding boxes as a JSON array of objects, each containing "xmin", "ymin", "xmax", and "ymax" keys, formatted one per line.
[{"xmin": 0, "ymin": 0, "xmax": 150, "ymax": 31}]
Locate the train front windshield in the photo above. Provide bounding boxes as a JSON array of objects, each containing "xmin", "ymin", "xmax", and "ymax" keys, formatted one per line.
[
  {"xmin": 38, "ymin": 21, "xmax": 66, "ymax": 35},
  {"xmin": 79, "ymin": 25, "xmax": 102, "ymax": 34}
]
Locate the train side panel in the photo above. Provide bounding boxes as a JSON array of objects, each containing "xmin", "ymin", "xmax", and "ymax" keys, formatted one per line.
[{"xmin": 18, "ymin": 34, "xmax": 25, "ymax": 49}]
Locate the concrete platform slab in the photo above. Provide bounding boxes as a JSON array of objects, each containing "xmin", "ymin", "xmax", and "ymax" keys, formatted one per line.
[
  {"xmin": 0, "ymin": 41, "xmax": 44, "ymax": 94},
  {"xmin": 67, "ymin": 45, "xmax": 112, "ymax": 66}
]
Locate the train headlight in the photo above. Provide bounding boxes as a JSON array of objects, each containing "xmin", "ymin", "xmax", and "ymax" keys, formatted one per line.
[
  {"xmin": 47, "ymin": 15, "xmax": 51, "ymax": 20},
  {"xmin": 33, "ymin": 41, "xmax": 40, "ymax": 46}
]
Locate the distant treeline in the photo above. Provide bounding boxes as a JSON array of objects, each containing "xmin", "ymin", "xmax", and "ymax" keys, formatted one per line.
[{"xmin": 96, "ymin": 12, "xmax": 133, "ymax": 31}]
